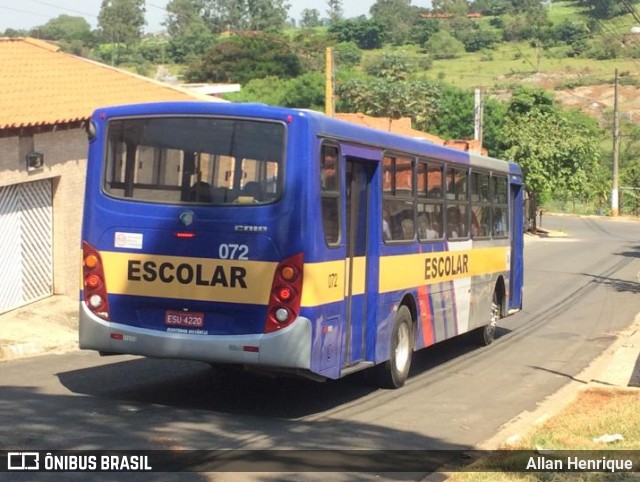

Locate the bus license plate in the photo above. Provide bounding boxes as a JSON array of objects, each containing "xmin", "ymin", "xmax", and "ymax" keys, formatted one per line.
[{"xmin": 165, "ymin": 311, "xmax": 205, "ymax": 328}]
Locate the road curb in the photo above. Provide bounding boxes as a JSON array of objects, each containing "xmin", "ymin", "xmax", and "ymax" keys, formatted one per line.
[
  {"xmin": 0, "ymin": 341, "xmax": 43, "ymax": 360},
  {"xmin": 479, "ymin": 313, "xmax": 640, "ymax": 450},
  {"xmin": 0, "ymin": 340, "xmax": 79, "ymax": 362}
]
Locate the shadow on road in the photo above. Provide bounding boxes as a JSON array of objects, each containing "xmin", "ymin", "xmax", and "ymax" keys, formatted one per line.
[
  {"xmin": 583, "ymin": 273, "xmax": 640, "ymax": 294},
  {"xmin": 55, "ymin": 328, "xmax": 508, "ymax": 420}
]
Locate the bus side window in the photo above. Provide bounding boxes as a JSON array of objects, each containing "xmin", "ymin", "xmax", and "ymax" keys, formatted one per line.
[{"xmin": 320, "ymin": 144, "xmax": 340, "ymax": 246}]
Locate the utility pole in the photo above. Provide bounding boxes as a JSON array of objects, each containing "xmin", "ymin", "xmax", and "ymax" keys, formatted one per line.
[
  {"xmin": 325, "ymin": 47, "xmax": 335, "ymax": 117},
  {"xmin": 612, "ymin": 68, "xmax": 620, "ymax": 217},
  {"xmin": 474, "ymin": 88, "xmax": 484, "ymax": 145}
]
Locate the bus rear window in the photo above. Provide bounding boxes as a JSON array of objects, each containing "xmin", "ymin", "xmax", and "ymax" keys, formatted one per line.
[{"xmin": 103, "ymin": 117, "xmax": 285, "ymax": 205}]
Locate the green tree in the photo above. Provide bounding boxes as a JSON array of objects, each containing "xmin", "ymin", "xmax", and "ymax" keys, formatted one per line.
[
  {"xmin": 36, "ymin": 15, "xmax": 93, "ymax": 44},
  {"xmin": 300, "ymin": 8, "xmax": 323, "ymax": 28},
  {"xmin": 165, "ymin": 0, "xmax": 206, "ymax": 37},
  {"xmin": 572, "ymin": 0, "xmax": 638, "ymax": 20},
  {"xmin": 327, "ymin": 0, "xmax": 344, "ymax": 24},
  {"xmin": 334, "ymin": 41, "xmax": 363, "ymax": 67},
  {"xmin": 204, "ymin": 0, "xmax": 290, "ymax": 32},
  {"xmin": 499, "ymin": 88, "xmax": 601, "ymax": 227},
  {"xmin": 369, "ymin": 0, "xmax": 415, "ymax": 45},
  {"xmin": 2, "ymin": 28, "xmax": 27, "ymax": 37},
  {"xmin": 98, "ymin": 0, "xmax": 145, "ymax": 46},
  {"xmin": 470, "ymin": 0, "xmax": 511, "ymax": 15},
  {"xmin": 337, "ymin": 77, "xmax": 442, "ymax": 126},
  {"xmin": 456, "ymin": 24, "xmax": 500, "ymax": 52},
  {"xmin": 291, "ymin": 29, "xmax": 330, "ymax": 72},
  {"xmin": 365, "ymin": 53, "xmax": 412, "ymax": 81},
  {"xmin": 615, "ymin": 121, "xmax": 640, "ymax": 214},
  {"xmin": 224, "ymin": 76, "xmax": 288, "ymax": 105},
  {"xmin": 282, "ymin": 72, "xmax": 325, "ymax": 110},
  {"xmin": 408, "ymin": 18, "xmax": 440, "ymax": 46},
  {"xmin": 185, "ymin": 32, "xmax": 301, "ymax": 83},
  {"xmin": 167, "ymin": 18, "xmax": 215, "ymax": 62},
  {"xmin": 329, "ymin": 17, "xmax": 385, "ymax": 49},
  {"xmin": 424, "ymin": 30, "xmax": 465, "ymax": 59}
]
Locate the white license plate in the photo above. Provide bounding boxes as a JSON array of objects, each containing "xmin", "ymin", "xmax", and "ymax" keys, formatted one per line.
[{"xmin": 164, "ymin": 311, "xmax": 205, "ymax": 328}]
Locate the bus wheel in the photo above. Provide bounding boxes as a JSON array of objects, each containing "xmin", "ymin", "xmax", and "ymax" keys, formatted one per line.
[
  {"xmin": 374, "ymin": 305, "xmax": 413, "ymax": 389},
  {"xmin": 476, "ymin": 291, "xmax": 500, "ymax": 346}
]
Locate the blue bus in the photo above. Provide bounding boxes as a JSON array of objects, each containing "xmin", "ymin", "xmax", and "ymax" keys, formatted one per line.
[{"xmin": 80, "ymin": 102, "xmax": 523, "ymax": 388}]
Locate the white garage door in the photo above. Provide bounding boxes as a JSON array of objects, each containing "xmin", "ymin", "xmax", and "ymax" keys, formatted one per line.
[{"xmin": 0, "ymin": 180, "xmax": 53, "ymax": 313}]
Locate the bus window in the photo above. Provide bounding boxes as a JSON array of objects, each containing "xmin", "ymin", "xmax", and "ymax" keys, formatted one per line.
[
  {"xmin": 382, "ymin": 154, "xmax": 415, "ymax": 241},
  {"xmin": 492, "ymin": 175, "xmax": 509, "ymax": 237},
  {"xmin": 320, "ymin": 144, "xmax": 340, "ymax": 245},
  {"xmin": 417, "ymin": 161, "xmax": 444, "ymax": 241},
  {"xmin": 417, "ymin": 203, "xmax": 443, "ymax": 240},
  {"xmin": 471, "ymin": 171, "xmax": 491, "ymax": 238},
  {"xmin": 103, "ymin": 117, "xmax": 284, "ymax": 205},
  {"xmin": 446, "ymin": 167, "xmax": 468, "ymax": 239},
  {"xmin": 447, "ymin": 204, "xmax": 468, "ymax": 239}
]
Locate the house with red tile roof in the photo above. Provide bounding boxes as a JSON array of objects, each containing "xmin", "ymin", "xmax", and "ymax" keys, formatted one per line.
[{"xmin": 0, "ymin": 37, "xmax": 216, "ymax": 312}]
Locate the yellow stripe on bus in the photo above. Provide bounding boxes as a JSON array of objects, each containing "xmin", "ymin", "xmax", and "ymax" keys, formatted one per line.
[
  {"xmin": 379, "ymin": 247, "xmax": 509, "ymax": 294},
  {"xmin": 351, "ymin": 256, "xmax": 367, "ymax": 296},
  {"xmin": 96, "ymin": 248, "xmax": 505, "ymax": 307},
  {"xmin": 301, "ymin": 259, "xmax": 346, "ymax": 307},
  {"xmin": 300, "ymin": 257, "xmax": 367, "ymax": 307},
  {"xmin": 100, "ymin": 251, "xmax": 277, "ymax": 305}
]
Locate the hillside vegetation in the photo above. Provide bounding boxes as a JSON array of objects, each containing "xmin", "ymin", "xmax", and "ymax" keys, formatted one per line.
[{"xmin": 5, "ymin": 0, "xmax": 640, "ymax": 215}]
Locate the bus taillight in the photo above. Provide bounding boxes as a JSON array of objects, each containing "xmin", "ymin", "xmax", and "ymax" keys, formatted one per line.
[
  {"xmin": 265, "ymin": 253, "xmax": 303, "ymax": 333},
  {"xmin": 82, "ymin": 241, "xmax": 110, "ymax": 320}
]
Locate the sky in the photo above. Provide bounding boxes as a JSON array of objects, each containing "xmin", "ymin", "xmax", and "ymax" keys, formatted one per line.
[{"xmin": 0, "ymin": 0, "xmax": 394, "ymax": 33}]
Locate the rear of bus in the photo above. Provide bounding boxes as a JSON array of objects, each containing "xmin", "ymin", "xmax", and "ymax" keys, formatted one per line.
[{"xmin": 79, "ymin": 102, "xmax": 312, "ymax": 372}]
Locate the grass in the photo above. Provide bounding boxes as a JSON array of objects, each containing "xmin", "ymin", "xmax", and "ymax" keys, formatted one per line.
[
  {"xmin": 420, "ymin": 42, "xmax": 640, "ymax": 90},
  {"xmin": 446, "ymin": 388, "xmax": 640, "ymax": 481}
]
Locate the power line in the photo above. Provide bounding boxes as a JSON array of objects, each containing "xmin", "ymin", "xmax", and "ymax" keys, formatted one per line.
[
  {"xmin": 19, "ymin": 0, "xmax": 97, "ymax": 19},
  {"xmin": 0, "ymin": 4, "xmax": 52, "ymax": 21}
]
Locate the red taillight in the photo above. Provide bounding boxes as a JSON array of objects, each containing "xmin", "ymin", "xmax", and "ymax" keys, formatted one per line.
[
  {"xmin": 85, "ymin": 274, "xmax": 101, "ymax": 289},
  {"xmin": 82, "ymin": 241, "xmax": 110, "ymax": 320},
  {"xmin": 175, "ymin": 232, "xmax": 197, "ymax": 239},
  {"xmin": 265, "ymin": 253, "xmax": 303, "ymax": 333},
  {"xmin": 277, "ymin": 286, "xmax": 294, "ymax": 302}
]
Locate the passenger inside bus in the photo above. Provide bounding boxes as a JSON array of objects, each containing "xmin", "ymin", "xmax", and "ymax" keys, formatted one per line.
[
  {"xmin": 383, "ymin": 206, "xmax": 392, "ymax": 241},
  {"xmin": 241, "ymin": 181, "xmax": 264, "ymax": 202},
  {"xmin": 447, "ymin": 206, "xmax": 466, "ymax": 238},
  {"xmin": 418, "ymin": 213, "xmax": 439, "ymax": 239}
]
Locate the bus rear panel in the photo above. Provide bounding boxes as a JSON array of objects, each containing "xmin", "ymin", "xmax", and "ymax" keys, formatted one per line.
[{"xmin": 80, "ymin": 104, "xmax": 313, "ymax": 372}]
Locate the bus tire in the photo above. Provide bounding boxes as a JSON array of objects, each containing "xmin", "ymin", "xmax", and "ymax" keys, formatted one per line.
[
  {"xmin": 374, "ymin": 305, "xmax": 413, "ymax": 389},
  {"xmin": 475, "ymin": 291, "xmax": 500, "ymax": 346}
]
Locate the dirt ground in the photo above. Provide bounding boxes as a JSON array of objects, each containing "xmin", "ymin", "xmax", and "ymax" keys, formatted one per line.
[{"xmin": 526, "ymin": 72, "xmax": 640, "ymax": 121}]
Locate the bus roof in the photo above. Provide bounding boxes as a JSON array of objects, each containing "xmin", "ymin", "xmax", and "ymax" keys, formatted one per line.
[{"xmin": 93, "ymin": 101, "xmax": 522, "ymax": 177}]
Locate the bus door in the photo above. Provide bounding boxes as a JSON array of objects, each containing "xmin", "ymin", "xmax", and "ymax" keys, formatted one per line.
[
  {"xmin": 343, "ymin": 158, "xmax": 375, "ymax": 368},
  {"xmin": 509, "ymin": 176, "xmax": 524, "ymax": 310}
]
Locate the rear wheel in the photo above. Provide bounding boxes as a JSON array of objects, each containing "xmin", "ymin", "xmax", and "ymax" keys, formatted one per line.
[
  {"xmin": 373, "ymin": 305, "xmax": 413, "ymax": 389},
  {"xmin": 476, "ymin": 291, "xmax": 500, "ymax": 346}
]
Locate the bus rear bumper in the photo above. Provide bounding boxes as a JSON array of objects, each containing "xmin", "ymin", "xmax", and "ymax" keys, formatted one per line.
[{"xmin": 79, "ymin": 303, "xmax": 311, "ymax": 369}]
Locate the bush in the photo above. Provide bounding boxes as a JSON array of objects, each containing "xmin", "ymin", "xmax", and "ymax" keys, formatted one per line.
[
  {"xmin": 365, "ymin": 52, "xmax": 411, "ymax": 80},
  {"xmin": 424, "ymin": 30, "xmax": 465, "ymax": 59},
  {"xmin": 334, "ymin": 41, "xmax": 362, "ymax": 67},
  {"xmin": 586, "ymin": 39, "xmax": 624, "ymax": 60}
]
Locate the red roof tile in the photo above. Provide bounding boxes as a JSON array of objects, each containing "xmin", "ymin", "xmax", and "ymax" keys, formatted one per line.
[{"xmin": 0, "ymin": 37, "xmax": 213, "ymax": 129}]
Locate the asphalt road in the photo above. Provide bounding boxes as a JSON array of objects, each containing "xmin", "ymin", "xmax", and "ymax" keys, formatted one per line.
[{"xmin": 1, "ymin": 215, "xmax": 639, "ymax": 481}]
